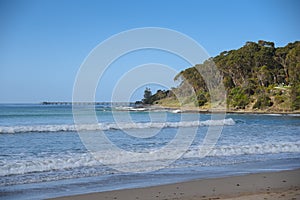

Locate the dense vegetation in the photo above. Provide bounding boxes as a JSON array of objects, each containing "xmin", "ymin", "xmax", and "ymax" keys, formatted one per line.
[{"xmin": 143, "ymin": 40, "xmax": 300, "ymax": 112}]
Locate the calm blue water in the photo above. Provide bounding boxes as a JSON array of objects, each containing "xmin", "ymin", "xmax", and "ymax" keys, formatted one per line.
[{"xmin": 0, "ymin": 104, "xmax": 300, "ymax": 199}]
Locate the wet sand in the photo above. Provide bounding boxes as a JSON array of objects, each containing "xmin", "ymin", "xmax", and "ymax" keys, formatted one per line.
[{"xmin": 51, "ymin": 169, "xmax": 300, "ymax": 200}]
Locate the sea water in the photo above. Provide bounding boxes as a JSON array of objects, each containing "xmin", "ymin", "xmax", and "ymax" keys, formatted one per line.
[{"xmin": 0, "ymin": 104, "xmax": 300, "ymax": 199}]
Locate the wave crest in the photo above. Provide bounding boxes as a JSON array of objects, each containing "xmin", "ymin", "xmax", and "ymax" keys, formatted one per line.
[
  {"xmin": 1, "ymin": 141, "xmax": 299, "ymax": 178},
  {"xmin": 0, "ymin": 118, "xmax": 235, "ymax": 134}
]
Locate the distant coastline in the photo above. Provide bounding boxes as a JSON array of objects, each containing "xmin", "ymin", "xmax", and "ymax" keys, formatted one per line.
[
  {"xmin": 148, "ymin": 104, "xmax": 300, "ymax": 115},
  {"xmin": 142, "ymin": 41, "xmax": 300, "ymax": 114},
  {"xmin": 40, "ymin": 101, "xmax": 300, "ymax": 115}
]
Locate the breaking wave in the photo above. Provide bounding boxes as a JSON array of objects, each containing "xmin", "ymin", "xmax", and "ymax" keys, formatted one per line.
[
  {"xmin": 186, "ymin": 141, "xmax": 300, "ymax": 158},
  {"xmin": 1, "ymin": 141, "xmax": 299, "ymax": 178},
  {"xmin": 0, "ymin": 118, "xmax": 235, "ymax": 134}
]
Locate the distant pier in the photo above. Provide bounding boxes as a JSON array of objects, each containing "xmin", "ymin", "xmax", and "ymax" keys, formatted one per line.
[{"xmin": 41, "ymin": 102, "xmax": 135, "ymax": 106}]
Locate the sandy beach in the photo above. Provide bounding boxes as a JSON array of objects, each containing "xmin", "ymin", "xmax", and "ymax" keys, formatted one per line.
[{"xmin": 51, "ymin": 169, "xmax": 300, "ymax": 200}]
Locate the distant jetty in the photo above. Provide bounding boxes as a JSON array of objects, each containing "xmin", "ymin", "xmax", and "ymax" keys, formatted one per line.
[{"xmin": 41, "ymin": 102, "xmax": 135, "ymax": 106}]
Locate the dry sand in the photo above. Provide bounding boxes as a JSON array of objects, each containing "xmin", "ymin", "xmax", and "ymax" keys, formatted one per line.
[{"xmin": 51, "ymin": 169, "xmax": 300, "ymax": 200}]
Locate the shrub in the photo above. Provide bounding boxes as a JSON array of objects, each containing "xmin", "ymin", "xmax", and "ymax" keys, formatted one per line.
[
  {"xmin": 229, "ymin": 87, "xmax": 250, "ymax": 109},
  {"xmin": 291, "ymin": 84, "xmax": 300, "ymax": 110},
  {"xmin": 274, "ymin": 95, "xmax": 285, "ymax": 104},
  {"xmin": 253, "ymin": 96, "xmax": 273, "ymax": 109},
  {"xmin": 197, "ymin": 92, "xmax": 208, "ymax": 106}
]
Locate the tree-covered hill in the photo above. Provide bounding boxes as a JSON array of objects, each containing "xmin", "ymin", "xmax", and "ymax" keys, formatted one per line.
[{"xmin": 145, "ymin": 40, "xmax": 300, "ymax": 112}]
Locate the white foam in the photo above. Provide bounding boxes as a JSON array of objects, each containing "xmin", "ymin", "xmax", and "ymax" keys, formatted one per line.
[
  {"xmin": 185, "ymin": 141, "xmax": 300, "ymax": 158},
  {"xmin": 0, "ymin": 152, "xmax": 99, "ymax": 177},
  {"xmin": 1, "ymin": 141, "xmax": 299, "ymax": 177},
  {"xmin": 0, "ymin": 118, "xmax": 235, "ymax": 134}
]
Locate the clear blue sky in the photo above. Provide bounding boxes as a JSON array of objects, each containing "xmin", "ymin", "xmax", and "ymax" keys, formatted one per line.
[{"xmin": 0, "ymin": 0, "xmax": 299, "ymax": 103}]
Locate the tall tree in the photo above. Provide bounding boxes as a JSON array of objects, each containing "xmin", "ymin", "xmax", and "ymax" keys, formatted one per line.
[{"xmin": 143, "ymin": 87, "xmax": 152, "ymax": 104}]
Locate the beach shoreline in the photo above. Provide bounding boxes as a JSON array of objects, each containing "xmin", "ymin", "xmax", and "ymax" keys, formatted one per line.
[
  {"xmin": 50, "ymin": 168, "xmax": 300, "ymax": 200},
  {"xmin": 149, "ymin": 105, "xmax": 300, "ymax": 115}
]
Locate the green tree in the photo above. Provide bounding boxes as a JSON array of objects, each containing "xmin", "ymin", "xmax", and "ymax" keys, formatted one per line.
[
  {"xmin": 147, "ymin": 40, "xmax": 300, "ymax": 110},
  {"xmin": 253, "ymin": 94, "xmax": 273, "ymax": 109},
  {"xmin": 196, "ymin": 91, "xmax": 208, "ymax": 106},
  {"xmin": 228, "ymin": 87, "xmax": 250, "ymax": 109},
  {"xmin": 257, "ymin": 65, "xmax": 272, "ymax": 87},
  {"xmin": 143, "ymin": 88, "xmax": 152, "ymax": 104}
]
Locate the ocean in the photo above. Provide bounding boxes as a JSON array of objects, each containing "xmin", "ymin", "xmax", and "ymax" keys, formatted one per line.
[{"xmin": 0, "ymin": 104, "xmax": 300, "ymax": 199}]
